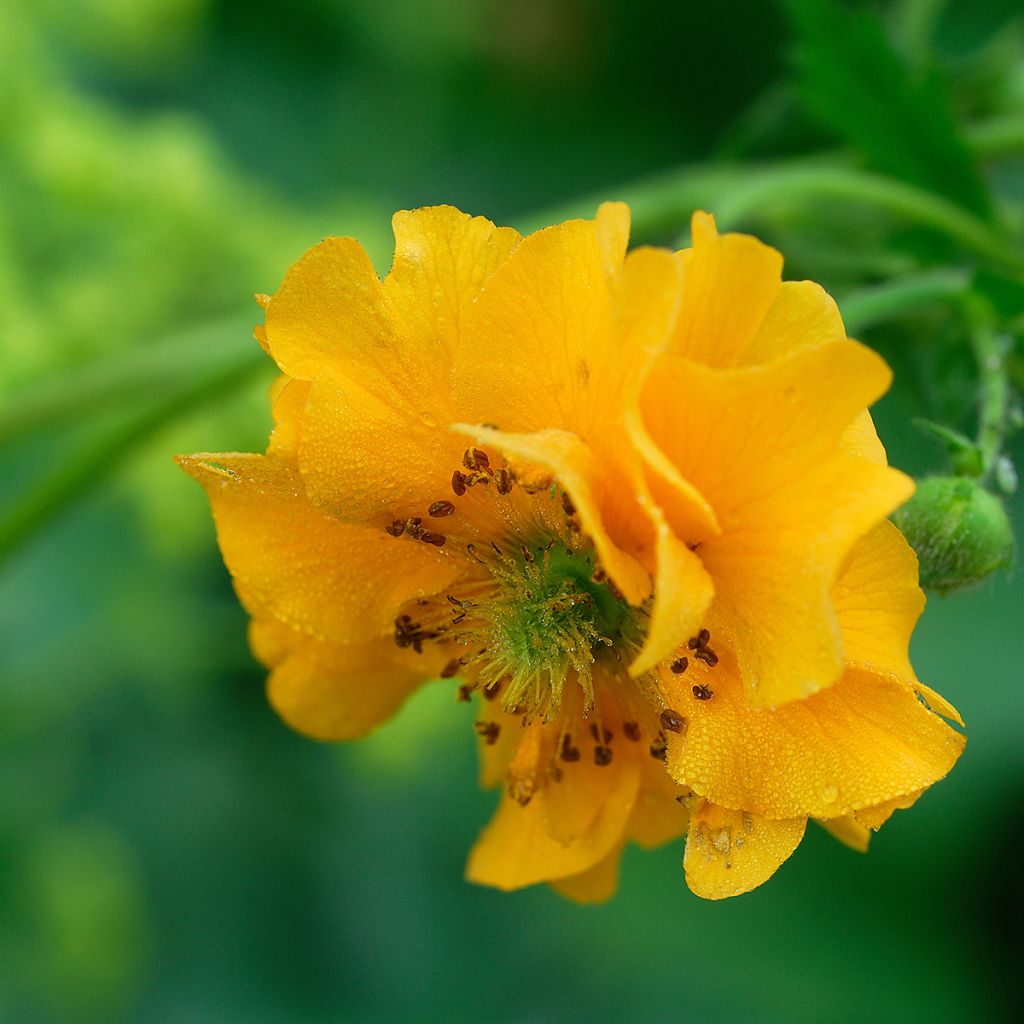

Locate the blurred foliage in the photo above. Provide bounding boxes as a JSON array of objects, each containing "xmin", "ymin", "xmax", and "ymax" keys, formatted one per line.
[{"xmin": 0, "ymin": 1, "xmax": 1022, "ymax": 1022}]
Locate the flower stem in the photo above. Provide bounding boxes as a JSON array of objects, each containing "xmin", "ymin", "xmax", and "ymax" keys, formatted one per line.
[
  {"xmin": 839, "ymin": 268, "xmax": 972, "ymax": 333},
  {"xmin": 0, "ymin": 350, "xmax": 267, "ymax": 565},
  {"xmin": 963, "ymin": 296, "xmax": 1011, "ymax": 483}
]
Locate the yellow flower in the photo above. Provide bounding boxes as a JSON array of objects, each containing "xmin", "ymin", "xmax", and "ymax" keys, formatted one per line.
[{"xmin": 178, "ymin": 204, "xmax": 964, "ymax": 901}]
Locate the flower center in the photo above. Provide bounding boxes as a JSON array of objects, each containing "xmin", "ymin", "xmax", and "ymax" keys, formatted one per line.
[{"xmin": 454, "ymin": 540, "xmax": 642, "ymax": 720}]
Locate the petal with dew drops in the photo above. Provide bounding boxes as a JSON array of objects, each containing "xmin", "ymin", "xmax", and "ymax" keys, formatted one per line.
[
  {"xmin": 550, "ymin": 844, "xmax": 624, "ymax": 904},
  {"xmin": 251, "ymin": 616, "xmax": 444, "ymax": 741},
  {"xmin": 855, "ymin": 789, "xmax": 924, "ymax": 831},
  {"xmin": 670, "ymin": 211, "xmax": 783, "ymax": 367},
  {"xmin": 743, "ymin": 279, "xmax": 846, "ymax": 365},
  {"xmin": 817, "ymin": 815, "xmax": 871, "ymax": 852},
  {"xmin": 384, "ymin": 205, "xmax": 521, "ymax": 360},
  {"xmin": 626, "ymin": 761, "xmax": 691, "ymax": 849},
  {"xmin": 684, "ymin": 800, "xmax": 805, "ymax": 900},
  {"xmin": 466, "ymin": 756, "xmax": 640, "ymax": 891},
  {"xmin": 641, "ymin": 340, "xmax": 912, "ymax": 706},
  {"xmin": 630, "ymin": 524, "xmax": 713, "ymax": 677},
  {"xmin": 298, "ymin": 364, "xmax": 467, "ymax": 527},
  {"xmin": 834, "ymin": 519, "xmax": 923, "ymax": 683},
  {"xmin": 664, "ymin": 657, "xmax": 965, "ymax": 820},
  {"xmin": 842, "ymin": 409, "xmax": 888, "ymax": 465},
  {"xmin": 267, "ymin": 377, "xmax": 311, "ymax": 458},
  {"xmin": 176, "ymin": 453, "xmax": 460, "ymax": 643},
  {"xmin": 833, "ymin": 520, "xmax": 964, "ymax": 726},
  {"xmin": 264, "ymin": 236, "xmax": 401, "ymax": 385},
  {"xmin": 453, "ymin": 208, "xmax": 629, "ymax": 439},
  {"xmin": 451, "ymin": 424, "xmax": 651, "ymax": 604}
]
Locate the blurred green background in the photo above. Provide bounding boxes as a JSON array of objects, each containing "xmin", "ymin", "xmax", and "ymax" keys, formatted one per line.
[{"xmin": 1, "ymin": 1, "xmax": 1022, "ymax": 1022}]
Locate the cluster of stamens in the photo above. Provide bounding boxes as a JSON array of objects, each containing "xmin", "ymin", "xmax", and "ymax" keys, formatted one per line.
[{"xmin": 381, "ymin": 439, "xmax": 721, "ymax": 804}]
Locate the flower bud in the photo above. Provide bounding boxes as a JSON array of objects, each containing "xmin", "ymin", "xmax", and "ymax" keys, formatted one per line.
[{"xmin": 892, "ymin": 476, "xmax": 1014, "ymax": 594}]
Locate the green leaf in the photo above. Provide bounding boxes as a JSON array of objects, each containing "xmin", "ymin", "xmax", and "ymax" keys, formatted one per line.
[{"xmin": 783, "ymin": 0, "xmax": 993, "ymax": 219}]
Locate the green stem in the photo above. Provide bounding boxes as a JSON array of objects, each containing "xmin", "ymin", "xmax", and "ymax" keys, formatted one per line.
[
  {"xmin": 0, "ymin": 354, "xmax": 268, "ymax": 565},
  {"xmin": 710, "ymin": 166, "xmax": 1022, "ymax": 274},
  {"xmin": 0, "ymin": 313, "xmax": 258, "ymax": 447},
  {"xmin": 838, "ymin": 267, "xmax": 971, "ymax": 333},
  {"xmin": 967, "ymin": 113, "xmax": 1024, "ymax": 161},
  {"xmin": 963, "ymin": 296, "xmax": 1010, "ymax": 481}
]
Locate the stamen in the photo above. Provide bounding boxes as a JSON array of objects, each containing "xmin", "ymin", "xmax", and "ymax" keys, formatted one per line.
[
  {"xmin": 429, "ymin": 500, "xmax": 456, "ymax": 518},
  {"xmin": 660, "ymin": 708, "xmax": 687, "ymax": 734},
  {"xmin": 670, "ymin": 656, "xmax": 689, "ymax": 674},
  {"xmin": 692, "ymin": 684, "xmax": 714, "ymax": 701}
]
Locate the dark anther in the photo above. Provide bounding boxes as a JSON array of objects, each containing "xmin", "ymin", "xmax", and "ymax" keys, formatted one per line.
[
  {"xmin": 698, "ymin": 628, "xmax": 711, "ymax": 647},
  {"xmin": 440, "ymin": 659, "xmax": 460, "ymax": 679},
  {"xmin": 474, "ymin": 721, "xmax": 501, "ymax": 745},
  {"xmin": 393, "ymin": 614, "xmax": 440, "ymax": 653},
  {"xmin": 405, "ymin": 516, "xmax": 424, "ymax": 539},
  {"xmin": 623, "ymin": 721, "xmax": 642, "ymax": 742},
  {"xmin": 451, "ymin": 470, "xmax": 467, "ymax": 496},
  {"xmin": 594, "ymin": 746, "xmax": 613, "ymax": 766},
  {"xmin": 549, "ymin": 764, "xmax": 564, "ymax": 783},
  {"xmin": 429, "ymin": 500, "xmax": 455, "ymax": 518},
  {"xmin": 385, "ymin": 520, "xmax": 405, "ymax": 537},
  {"xmin": 451, "ymin": 612, "xmax": 465, "ymax": 625},
  {"xmin": 649, "ymin": 733, "xmax": 668, "ymax": 762},
  {"xmin": 560, "ymin": 735, "xmax": 581, "ymax": 762},
  {"xmin": 692, "ymin": 684, "xmax": 714, "ymax": 701},
  {"xmin": 463, "ymin": 447, "xmax": 490, "ymax": 471},
  {"xmin": 693, "ymin": 647, "xmax": 718, "ymax": 667},
  {"xmin": 419, "ymin": 531, "xmax": 446, "ymax": 546},
  {"xmin": 670, "ymin": 656, "xmax": 689, "ymax": 674},
  {"xmin": 660, "ymin": 708, "xmax": 687, "ymax": 734},
  {"xmin": 457, "ymin": 685, "xmax": 472, "ymax": 703},
  {"xmin": 561, "ymin": 491, "xmax": 576, "ymax": 516},
  {"xmin": 494, "ymin": 467, "xmax": 513, "ymax": 494},
  {"xmin": 483, "ymin": 680, "xmax": 502, "ymax": 702},
  {"xmin": 465, "ymin": 471, "xmax": 491, "ymax": 487},
  {"xmin": 589, "ymin": 723, "xmax": 612, "ymax": 743}
]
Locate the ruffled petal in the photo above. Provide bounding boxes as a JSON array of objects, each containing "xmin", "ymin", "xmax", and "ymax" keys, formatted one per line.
[
  {"xmin": 664, "ymin": 656, "xmax": 965, "ymax": 820},
  {"xmin": 684, "ymin": 800, "xmax": 805, "ymax": 900},
  {"xmin": 453, "ymin": 204, "xmax": 633, "ymax": 438},
  {"xmin": 550, "ymin": 844, "xmax": 623, "ymax": 904},
  {"xmin": 855, "ymin": 789, "xmax": 923, "ymax": 830},
  {"xmin": 641, "ymin": 340, "xmax": 912, "ymax": 706},
  {"xmin": 743, "ymin": 280, "xmax": 845, "ymax": 365},
  {"xmin": 176, "ymin": 453, "xmax": 459, "ymax": 642},
  {"xmin": 670, "ymin": 211, "xmax": 783, "ymax": 367},
  {"xmin": 451, "ymin": 424, "xmax": 651, "ymax": 604},
  {"xmin": 817, "ymin": 815, "xmax": 871, "ymax": 852},
  {"xmin": 251, "ymin": 616, "xmax": 444, "ymax": 740},
  {"xmin": 465, "ymin": 755, "xmax": 640, "ymax": 891},
  {"xmin": 384, "ymin": 205, "xmax": 521, "ymax": 362},
  {"xmin": 834, "ymin": 519, "xmax": 923, "ymax": 682},
  {"xmin": 834, "ymin": 520, "xmax": 964, "ymax": 726}
]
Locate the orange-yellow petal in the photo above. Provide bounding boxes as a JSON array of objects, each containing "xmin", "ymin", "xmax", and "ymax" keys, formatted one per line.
[
  {"xmin": 176, "ymin": 453, "xmax": 459, "ymax": 642},
  {"xmin": 664, "ymin": 658, "xmax": 964, "ymax": 820},
  {"xmin": 855, "ymin": 789, "xmax": 924, "ymax": 831},
  {"xmin": 683, "ymin": 800, "xmax": 805, "ymax": 900},
  {"xmin": 743, "ymin": 279, "xmax": 845, "ymax": 365},
  {"xmin": 466, "ymin": 756, "xmax": 640, "ymax": 891},
  {"xmin": 453, "ymin": 207, "xmax": 629, "ymax": 438},
  {"xmin": 817, "ymin": 815, "xmax": 871, "ymax": 852},
  {"xmin": 550, "ymin": 844, "xmax": 623, "ymax": 904},
  {"xmin": 670, "ymin": 211, "xmax": 783, "ymax": 367},
  {"xmin": 384, "ymin": 205, "xmax": 521, "ymax": 361},
  {"xmin": 630, "ymin": 525, "xmax": 713, "ymax": 676},
  {"xmin": 251, "ymin": 616, "xmax": 443, "ymax": 741},
  {"xmin": 834, "ymin": 519, "xmax": 964, "ymax": 726},
  {"xmin": 834, "ymin": 519, "xmax": 923, "ymax": 682},
  {"xmin": 451, "ymin": 424, "xmax": 651, "ymax": 604},
  {"xmin": 641, "ymin": 340, "xmax": 912, "ymax": 706}
]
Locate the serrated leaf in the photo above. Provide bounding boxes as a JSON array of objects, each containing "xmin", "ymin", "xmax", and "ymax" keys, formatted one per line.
[{"xmin": 783, "ymin": 0, "xmax": 993, "ymax": 220}]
